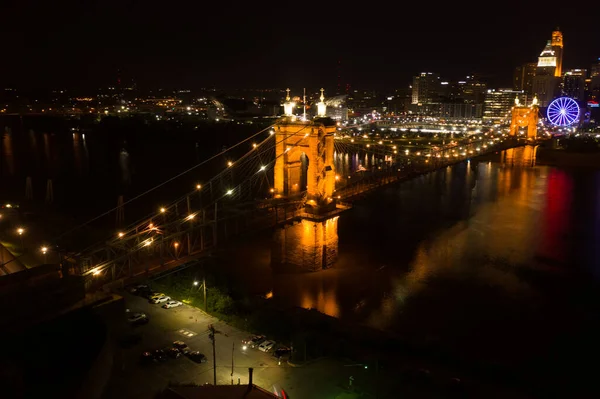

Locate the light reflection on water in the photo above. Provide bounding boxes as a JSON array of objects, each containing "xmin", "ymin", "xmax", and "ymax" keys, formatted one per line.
[{"xmin": 222, "ymin": 146, "xmax": 600, "ymax": 357}]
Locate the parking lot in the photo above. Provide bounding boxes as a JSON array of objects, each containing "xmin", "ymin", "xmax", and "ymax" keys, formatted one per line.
[{"xmin": 101, "ymin": 289, "xmax": 362, "ymax": 399}]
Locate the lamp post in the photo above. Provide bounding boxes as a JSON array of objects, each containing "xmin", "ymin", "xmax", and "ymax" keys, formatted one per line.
[
  {"xmin": 17, "ymin": 228, "xmax": 24, "ymax": 252},
  {"xmin": 41, "ymin": 246, "xmax": 48, "ymax": 264}
]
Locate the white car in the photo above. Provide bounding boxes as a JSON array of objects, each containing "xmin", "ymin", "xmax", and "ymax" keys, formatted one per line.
[
  {"xmin": 151, "ymin": 295, "xmax": 170, "ymax": 304},
  {"xmin": 258, "ymin": 340, "xmax": 276, "ymax": 352},
  {"xmin": 162, "ymin": 300, "xmax": 183, "ymax": 309}
]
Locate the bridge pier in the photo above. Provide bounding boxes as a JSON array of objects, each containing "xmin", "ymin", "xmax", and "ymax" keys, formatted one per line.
[{"xmin": 271, "ymin": 215, "xmax": 339, "ymax": 273}]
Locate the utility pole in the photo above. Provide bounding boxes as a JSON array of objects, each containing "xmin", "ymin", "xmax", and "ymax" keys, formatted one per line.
[
  {"xmin": 303, "ymin": 88, "xmax": 306, "ymax": 121},
  {"xmin": 231, "ymin": 342, "xmax": 235, "ymax": 385},
  {"xmin": 375, "ymin": 359, "xmax": 379, "ymax": 399},
  {"xmin": 203, "ymin": 274, "xmax": 207, "ymax": 312},
  {"xmin": 209, "ymin": 324, "xmax": 217, "ymax": 385}
]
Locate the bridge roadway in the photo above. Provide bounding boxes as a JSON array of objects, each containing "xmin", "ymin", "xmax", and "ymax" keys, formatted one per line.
[{"xmin": 72, "ymin": 136, "xmax": 535, "ymax": 291}]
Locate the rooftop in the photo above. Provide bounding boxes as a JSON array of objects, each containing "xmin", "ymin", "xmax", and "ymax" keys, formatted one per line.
[{"xmin": 160, "ymin": 384, "xmax": 280, "ymax": 399}]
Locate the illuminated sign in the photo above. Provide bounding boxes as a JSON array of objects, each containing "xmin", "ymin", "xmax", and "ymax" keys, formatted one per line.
[
  {"xmin": 538, "ymin": 57, "xmax": 557, "ymax": 67},
  {"xmin": 588, "ymin": 101, "xmax": 599, "ymax": 108}
]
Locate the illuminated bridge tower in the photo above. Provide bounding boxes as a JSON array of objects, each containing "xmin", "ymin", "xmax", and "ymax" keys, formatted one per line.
[
  {"xmin": 272, "ymin": 88, "xmax": 341, "ymax": 272},
  {"xmin": 510, "ymin": 96, "xmax": 539, "ymax": 140},
  {"xmin": 273, "ymin": 88, "xmax": 337, "ymax": 214}
]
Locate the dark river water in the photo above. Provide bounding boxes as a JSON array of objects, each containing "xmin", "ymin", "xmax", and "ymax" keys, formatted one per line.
[
  {"xmin": 3, "ymin": 117, "xmax": 600, "ymax": 394},
  {"xmin": 217, "ymin": 146, "xmax": 600, "ymax": 395}
]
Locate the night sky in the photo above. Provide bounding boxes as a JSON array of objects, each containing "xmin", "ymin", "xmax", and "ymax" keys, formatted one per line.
[{"xmin": 1, "ymin": 1, "xmax": 598, "ymax": 92}]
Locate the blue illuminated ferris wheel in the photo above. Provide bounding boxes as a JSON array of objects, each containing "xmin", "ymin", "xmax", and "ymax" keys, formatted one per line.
[{"xmin": 547, "ymin": 97, "xmax": 580, "ymax": 126}]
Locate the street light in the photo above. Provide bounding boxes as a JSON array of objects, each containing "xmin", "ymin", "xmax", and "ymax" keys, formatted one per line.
[
  {"xmin": 17, "ymin": 228, "xmax": 24, "ymax": 251},
  {"xmin": 41, "ymin": 246, "xmax": 48, "ymax": 264}
]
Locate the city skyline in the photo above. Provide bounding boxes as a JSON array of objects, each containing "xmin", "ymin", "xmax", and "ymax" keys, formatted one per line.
[{"xmin": 1, "ymin": 2, "xmax": 598, "ymax": 91}]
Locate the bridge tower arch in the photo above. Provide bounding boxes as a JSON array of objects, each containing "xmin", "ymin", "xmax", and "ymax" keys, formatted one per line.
[
  {"xmin": 273, "ymin": 117, "xmax": 336, "ymax": 214},
  {"xmin": 510, "ymin": 96, "xmax": 539, "ymax": 140}
]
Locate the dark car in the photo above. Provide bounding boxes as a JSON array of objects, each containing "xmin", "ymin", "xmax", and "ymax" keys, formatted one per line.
[
  {"xmin": 173, "ymin": 340, "xmax": 190, "ymax": 354},
  {"xmin": 128, "ymin": 284, "xmax": 150, "ymax": 294},
  {"xmin": 186, "ymin": 351, "xmax": 208, "ymax": 363},
  {"xmin": 153, "ymin": 349, "xmax": 168, "ymax": 362},
  {"xmin": 128, "ymin": 312, "xmax": 149, "ymax": 326},
  {"xmin": 140, "ymin": 351, "xmax": 154, "ymax": 365},
  {"xmin": 136, "ymin": 286, "xmax": 153, "ymax": 297},
  {"xmin": 166, "ymin": 347, "xmax": 181, "ymax": 359},
  {"xmin": 272, "ymin": 346, "xmax": 291, "ymax": 359}
]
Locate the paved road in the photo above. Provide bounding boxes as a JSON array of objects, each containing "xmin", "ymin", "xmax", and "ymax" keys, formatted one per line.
[{"xmin": 101, "ymin": 291, "xmax": 367, "ymax": 399}]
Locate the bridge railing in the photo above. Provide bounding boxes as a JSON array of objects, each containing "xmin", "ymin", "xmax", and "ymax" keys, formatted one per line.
[{"xmin": 334, "ymin": 136, "xmax": 521, "ymax": 200}]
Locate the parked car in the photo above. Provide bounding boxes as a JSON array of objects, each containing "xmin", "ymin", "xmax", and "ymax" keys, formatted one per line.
[
  {"xmin": 150, "ymin": 295, "xmax": 171, "ymax": 304},
  {"xmin": 173, "ymin": 340, "xmax": 190, "ymax": 355},
  {"xmin": 242, "ymin": 335, "xmax": 266, "ymax": 350},
  {"xmin": 272, "ymin": 346, "xmax": 291, "ymax": 359},
  {"xmin": 186, "ymin": 351, "xmax": 208, "ymax": 363},
  {"xmin": 136, "ymin": 286, "xmax": 153, "ymax": 297},
  {"xmin": 153, "ymin": 349, "xmax": 168, "ymax": 362},
  {"xmin": 166, "ymin": 347, "xmax": 181, "ymax": 359},
  {"xmin": 128, "ymin": 284, "xmax": 150, "ymax": 294},
  {"xmin": 162, "ymin": 300, "xmax": 183, "ymax": 309},
  {"xmin": 140, "ymin": 289, "xmax": 156, "ymax": 299},
  {"xmin": 258, "ymin": 340, "xmax": 276, "ymax": 352},
  {"xmin": 140, "ymin": 351, "xmax": 154, "ymax": 365},
  {"xmin": 128, "ymin": 312, "xmax": 149, "ymax": 326},
  {"xmin": 149, "ymin": 292, "xmax": 166, "ymax": 300}
]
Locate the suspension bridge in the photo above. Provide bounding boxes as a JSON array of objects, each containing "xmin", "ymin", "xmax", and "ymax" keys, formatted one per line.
[{"xmin": 52, "ymin": 103, "xmax": 537, "ymax": 291}]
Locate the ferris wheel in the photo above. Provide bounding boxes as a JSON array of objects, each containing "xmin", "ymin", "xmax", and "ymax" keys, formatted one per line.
[{"xmin": 547, "ymin": 97, "xmax": 580, "ymax": 126}]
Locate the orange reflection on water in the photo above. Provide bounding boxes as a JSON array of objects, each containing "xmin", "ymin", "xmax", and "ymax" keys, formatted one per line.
[{"xmin": 300, "ymin": 281, "xmax": 340, "ymax": 318}]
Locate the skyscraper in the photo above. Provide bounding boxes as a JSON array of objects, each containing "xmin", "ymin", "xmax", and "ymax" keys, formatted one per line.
[
  {"xmin": 411, "ymin": 72, "xmax": 440, "ymax": 105},
  {"xmin": 551, "ymin": 28, "xmax": 564, "ymax": 77},
  {"xmin": 562, "ymin": 69, "xmax": 586, "ymax": 101},
  {"xmin": 514, "ymin": 62, "xmax": 537, "ymax": 94},
  {"xmin": 589, "ymin": 58, "xmax": 600, "ymax": 102},
  {"xmin": 532, "ymin": 30, "xmax": 562, "ymax": 107},
  {"xmin": 483, "ymin": 88, "xmax": 526, "ymax": 122}
]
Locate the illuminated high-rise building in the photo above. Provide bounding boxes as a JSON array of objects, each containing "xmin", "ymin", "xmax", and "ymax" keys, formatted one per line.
[
  {"xmin": 514, "ymin": 62, "xmax": 537, "ymax": 94},
  {"xmin": 591, "ymin": 58, "xmax": 600, "ymax": 79},
  {"xmin": 551, "ymin": 28, "xmax": 564, "ymax": 77},
  {"xmin": 533, "ymin": 31, "xmax": 562, "ymax": 107},
  {"xmin": 562, "ymin": 69, "xmax": 586, "ymax": 101},
  {"xmin": 411, "ymin": 72, "xmax": 440, "ymax": 104},
  {"xmin": 483, "ymin": 88, "xmax": 526, "ymax": 122},
  {"xmin": 589, "ymin": 58, "xmax": 600, "ymax": 102}
]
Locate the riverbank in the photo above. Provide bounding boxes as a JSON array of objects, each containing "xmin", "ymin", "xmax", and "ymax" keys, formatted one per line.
[
  {"xmin": 143, "ymin": 276, "xmax": 532, "ymax": 398},
  {"xmin": 146, "ymin": 268, "xmax": 560, "ymax": 398}
]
